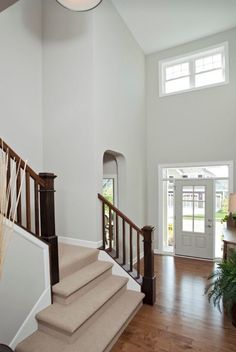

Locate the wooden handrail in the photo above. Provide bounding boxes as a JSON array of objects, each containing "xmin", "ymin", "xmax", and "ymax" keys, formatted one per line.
[
  {"xmin": 0, "ymin": 138, "xmax": 59, "ymax": 286},
  {"xmin": 98, "ymin": 194, "xmax": 142, "ymax": 234},
  {"xmin": 98, "ymin": 193, "xmax": 156, "ymax": 305},
  {"xmin": 0, "ymin": 138, "xmax": 45, "ymax": 187}
]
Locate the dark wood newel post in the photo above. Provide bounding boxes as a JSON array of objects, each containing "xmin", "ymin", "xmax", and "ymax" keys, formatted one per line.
[
  {"xmin": 141, "ymin": 226, "xmax": 156, "ymax": 305},
  {"xmin": 39, "ymin": 173, "xmax": 59, "ymax": 285}
]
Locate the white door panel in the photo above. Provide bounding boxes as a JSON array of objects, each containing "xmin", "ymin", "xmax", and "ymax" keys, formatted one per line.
[{"xmin": 175, "ymin": 179, "xmax": 214, "ymax": 259}]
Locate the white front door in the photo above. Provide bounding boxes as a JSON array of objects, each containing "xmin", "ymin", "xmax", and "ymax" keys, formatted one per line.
[{"xmin": 175, "ymin": 179, "xmax": 214, "ymax": 259}]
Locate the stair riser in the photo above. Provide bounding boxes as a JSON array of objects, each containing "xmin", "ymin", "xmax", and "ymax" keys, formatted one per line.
[
  {"xmin": 38, "ymin": 284, "xmax": 127, "ymax": 344},
  {"xmin": 60, "ymin": 253, "xmax": 98, "ymax": 280},
  {"xmin": 53, "ymin": 268, "xmax": 112, "ymax": 305}
]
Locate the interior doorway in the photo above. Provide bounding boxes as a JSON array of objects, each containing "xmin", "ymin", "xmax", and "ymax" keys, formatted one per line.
[
  {"xmin": 159, "ymin": 162, "xmax": 233, "ymax": 259},
  {"xmin": 102, "ymin": 151, "xmax": 126, "ymax": 251}
]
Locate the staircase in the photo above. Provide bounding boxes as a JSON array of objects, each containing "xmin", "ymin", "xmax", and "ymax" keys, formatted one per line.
[
  {"xmin": 0, "ymin": 138, "xmax": 155, "ymax": 351},
  {"xmin": 15, "ymin": 243, "xmax": 144, "ymax": 352}
]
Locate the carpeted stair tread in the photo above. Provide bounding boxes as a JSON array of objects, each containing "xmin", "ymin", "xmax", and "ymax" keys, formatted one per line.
[
  {"xmin": 66, "ymin": 290, "xmax": 145, "ymax": 352},
  {"xmin": 37, "ymin": 275, "xmax": 128, "ymax": 334},
  {"xmin": 58, "ymin": 244, "xmax": 98, "ymax": 278},
  {"xmin": 15, "ymin": 290, "xmax": 144, "ymax": 352},
  {"xmin": 15, "ymin": 331, "xmax": 62, "ymax": 352},
  {"xmin": 53, "ymin": 261, "xmax": 113, "ymax": 298}
]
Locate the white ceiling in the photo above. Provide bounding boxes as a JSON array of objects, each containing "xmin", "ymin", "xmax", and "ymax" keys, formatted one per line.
[{"xmin": 111, "ymin": 0, "xmax": 236, "ymax": 54}]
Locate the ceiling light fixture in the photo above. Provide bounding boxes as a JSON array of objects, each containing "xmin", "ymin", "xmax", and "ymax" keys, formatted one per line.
[{"xmin": 56, "ymin": 0, "xmax": 103, "ymax": 12}]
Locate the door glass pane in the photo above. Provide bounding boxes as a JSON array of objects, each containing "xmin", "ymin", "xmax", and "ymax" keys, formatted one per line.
[
  {"xmin": 194, "ymin": 201, "xmax": 205, "ymax": 233},
  {"xmin": 182, "ymin": 186, "xmax": 193, "ymax": 201},
  {"xmin": 193, "ymin": 186, "xmax": 205, "ymax": 233},
  {"xmin": 194, "ymin": 186, "xmax": 205, "ymax": 201},
  {"xmin": 182, "ymin": 200, "xmax": 193, "ymax": 232}
]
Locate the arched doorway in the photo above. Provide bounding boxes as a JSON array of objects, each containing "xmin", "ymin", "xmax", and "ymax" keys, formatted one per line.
[{"xmin": 102, "ymin": 150, "xmax": 126, "ymax": 211}]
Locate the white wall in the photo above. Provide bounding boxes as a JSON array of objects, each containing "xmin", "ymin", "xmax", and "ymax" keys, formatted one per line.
[
  {"xmin": 42, "ymin": 0, "xmax": 97, "ymax": 241},
  {"xmin": 103, "ymin": 153, "xmax": 117, "ymax": 176},
  {"xmin": 93, "ymin": 0, "xmax": 146, "ymax": 239},
  {"xmin": 0, "ymin": 224, "xmax": 51, "ymax": 346},
  {"xmin": 0, "ymin": 0, "xmax": 43, "ymax": 170},
  {"xmin": 146, "ymin": 28, "xmax": 236, "ymax": 249},
  {"xmin": 42, "ymin": 0, "xmax": 146, "ymax": 242}
]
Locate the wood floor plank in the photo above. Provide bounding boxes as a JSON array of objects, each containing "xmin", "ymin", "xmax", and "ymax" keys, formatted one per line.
[{"xmin": 111, "ymin": 255, "xmax": 236, "ymax": 352}]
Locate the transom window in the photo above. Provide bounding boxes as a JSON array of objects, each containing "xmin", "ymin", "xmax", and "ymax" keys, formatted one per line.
[{"xmin": 159, "ymin": 43, "xmax": 229, "ymax": 96}]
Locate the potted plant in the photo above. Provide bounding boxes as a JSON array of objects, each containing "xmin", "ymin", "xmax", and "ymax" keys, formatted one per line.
[{"xmin": 205, "ymin": 249, "xmax": 236, "ymax": 326}]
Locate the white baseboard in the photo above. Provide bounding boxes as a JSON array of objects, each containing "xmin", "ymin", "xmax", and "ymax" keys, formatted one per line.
[
  {"xmin": 10, "ymin": 287, "xmax": 51, "ymax": 349},
  {"xmin": 59, "ymin": 236, "xmax": 103, "ymax": 249},
  {"xmin": 98, "ymin": 250, "xmax": 141, "ymax": 292},
  {"xmin": 155, "ymin": 249, "xmax": 215, "ymax": 261},
  {"xmin": 154, "ymin": 249, "xmax": 174, "ymax": 256},
  {"xmin": 174, "ymin": 254, "xmax": 213, "ymax": 261}
]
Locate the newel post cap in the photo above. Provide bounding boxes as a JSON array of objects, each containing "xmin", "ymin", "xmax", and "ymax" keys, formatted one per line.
[
  {"xmin": 39, "ymin": 172, "xmax": 57, "ymax": 179},
  {"xmin": 141, "ymin": 225, "xmax": 155, "ymax": 232}
]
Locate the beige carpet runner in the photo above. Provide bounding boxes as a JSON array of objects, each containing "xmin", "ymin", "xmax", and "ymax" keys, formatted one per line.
[{"xmin": 16, "ymin": 244, "xmax": 144, "ymax": 352}]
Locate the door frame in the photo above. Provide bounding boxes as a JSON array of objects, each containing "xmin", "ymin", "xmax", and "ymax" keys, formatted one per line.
[{"xmin": 157, "ymin": 161, "xmax": 234, "ymax": 255}]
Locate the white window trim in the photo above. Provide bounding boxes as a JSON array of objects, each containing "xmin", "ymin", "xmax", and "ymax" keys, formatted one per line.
[{"xmin": 159, "ymin": 42, "xmax": 229, "ymax": 97}]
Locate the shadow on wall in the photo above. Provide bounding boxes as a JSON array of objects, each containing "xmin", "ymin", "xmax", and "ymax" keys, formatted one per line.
[
  {"xmin": 21, "ymin": 0, "xmax": 92, "ymax": 42},
  {"xmin": 102, "ymin": 150, "xmax": 126, "ymax": 211}
]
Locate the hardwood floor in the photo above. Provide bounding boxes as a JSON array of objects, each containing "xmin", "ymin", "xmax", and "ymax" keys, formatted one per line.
[{"xmin": 112, "ymin": 255, "xmax": 236, "ymax": 352}]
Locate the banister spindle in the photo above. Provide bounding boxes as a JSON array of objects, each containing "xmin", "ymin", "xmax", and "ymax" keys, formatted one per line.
[
  {"xmin": 102, "ymin": 202, "xmax": 106, "ymax": 249},
  {"xmin": 137, "ymin": 231, "xmax": 140, "ymax": 278},
  {"xmin": 141, "ymin": 226, "xmax": 156, "ymax": 305},
  {"xmin": 7, "ymin": 155, "xmax": 11, "ymax": 217},
  {"xmin": 115, "ymin": 213, "xmax": 119, "ymax": 259},
  {"xmin": 34, "ymin": 180, "xmax": 40, "ymax": 236},
  {"xmin": 109, "ymin": 207, "xmax": 112, "ymax": 252},
  {"xmin": 122, "ymin": 219, "xmax": 126, "ymax": 265},
  {"xmin": 129, "ymin": 226, "xmax": 133, "ymax": 272},
  {"xmin": 25, "ymin": 170, "xmax": 31, "ymax": 231},
  {"xmin": 16, "ymin": 162, "xmax": 22, "ymax": 225}
]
